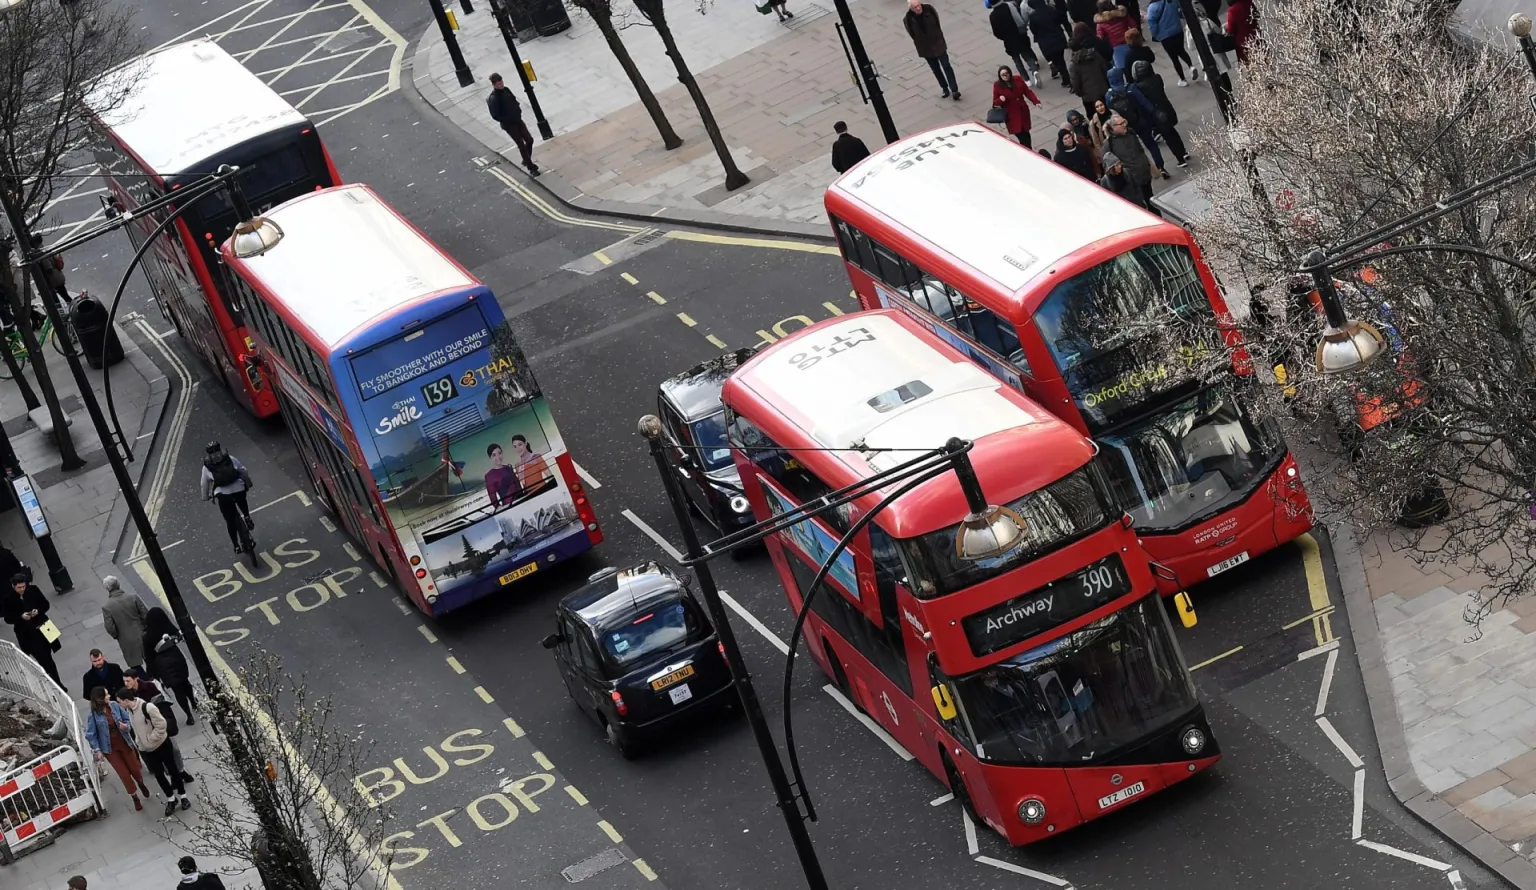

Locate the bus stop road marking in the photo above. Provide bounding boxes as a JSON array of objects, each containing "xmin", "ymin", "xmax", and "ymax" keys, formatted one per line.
[
  {"xmin": 251, "ymin": 489, "xmax": 314, "ymax": 514},
  {"xmin": 1355, "ymin": 839, "xmax": 1451, "ymax": 872},
  {"xmin": 973, "ymin": 856, "xmax": 1075, "ymax": 888},
  {"xmin": 1316, "ymin": 715, "xmax": 1364, "ymax": 769},
  {"xmin": 962, "ymin": 809, "xmax": 978, "ymax": 855}
]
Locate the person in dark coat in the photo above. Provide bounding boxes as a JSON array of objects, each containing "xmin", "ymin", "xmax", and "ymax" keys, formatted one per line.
[
  {"xmin": 1131, "ymin": 60, "xmax": 1189, "ymax": 166},
  {"xmin": 1094, "ymin": 0, "xmax": 1136, "ymax": 47},
  {"xmin": 989, "ymin": 0, "xmax": 1041, "ymax": 85},
  {"xmin": 992, "ymin": 66, "xmax": 1043, "ymax": 146},
  {"xmin": 1104, "ymin": 117, "xmax": 1158, "ymax": 211},
  {"xmin": 1098, "ymin": 151, "xmax": 1150, "ymax": 208},
  {"xmin": 830, "ymin": 121, "xmax": 871, "ymax": 173},
  {"xmin": 4, "ymin": 575, "xmax": 60, "ymax": 686},
  {"xmin": 905, "ymin": 0, "xmax": 960, "ymax": 99},
  {"xmin": 1066, "ymin": 0, "xmax": 1097, "ymax": 25},
  {"xmin": 100, "ymin": 574, "xmax": 150, "ymax": 669},
  {"xmin": 1027, "ymin": 0, "xmax": 1072, "ymax": 86},
  {"xmin": 142, "ymin": 607, "xmax": 196, "ymax": 724},
  {"xmin": 1067, "ymin": 36, "xmax": 1110, "ymax": 114},
  {"xmin": 0, "ymin": 546, "xmax": 25, "ymax": 589},
  {"xmin": 1105, "ymin": 66, "xmax": 1167, "ymax": 175},
  {"xmin": 1115, "ymin": 28, "xmax": 1156, "ymax": 72},
  {"xmin": 1054, "ymin": 127, "xmax": 1097, "ymax": 179},
  {"xmin": 177, "ymin": 856, "xmax": 227, "ymax": 889},
  {"xmin": 80, "ymin": 649, "xmax": 126, "ymax": 702},
  {"xmin": 485, "ymin": 73, "xmax": 540, "ymax": 177}
]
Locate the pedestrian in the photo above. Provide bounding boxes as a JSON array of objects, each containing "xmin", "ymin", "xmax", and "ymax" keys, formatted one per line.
[
  {"xmin": 1094, "ymin": 0, "xmax": 1135, "ymax": 47},
  {"xmin": 0, "ymin": 545, "xmax": 26, "ymax": 587},
  {"xmin": 114, "ymin": 688, "xmax": 189, "ymax": 817},
  {"xmin": 1114, "ymin": 27, "xmax": 1156, "ymax": 73},
  {"xmin": 1027, "ymin": 0, "xmax": 1072, "ymax": 86},
  {"xmin": 1226, "ymin": 0, "xmax": 1259, "ymax": 64},
  {"xmin": 831, "ymin": 122, "xmax": 871, "ymax": 174},
  {"xmin": 1103, "ymin": 115, "xmax": 1159, "ymax": 210},
  {"xmin": 485, "ymin": 74, "xmax": 540, "ymax": 177},
  {"xmin": 1144, "ymin": 0, "xmax": 1195, "ymax": 84},
  {"xmin": 1105, "ymin": 68, "xmax": 1168, "ymax": 177},
  {"xmin": 988, "ymin": 0, "xmax": 1040, "ymax": 86},
  {"xmin": 1197, "ymin": 0, "xmax": 1221, "ymax": 28},
  {"xmin": 29, "ymin": 235, "xmax": 69, "ymax": 309},
  {"xmin": 1074, "ymin": 20, "xmax": 1113, "ymax": 65},
  {"xmin": 1067, "ymin": 34, "xmax": 1110, "ymax": 115},
  {"xmin": 81, "ymin": 649, "xmax": 126, "ymax": 702},
  {"xmin": 3, "ymin": 574, "xmax": 61, "ymax": 687},
  {"xmin": 991, "ymin": 66, "xmax": 1042, "ymax": 147},
  {"xmin": 100, "ymin": 574, "xmax": 150, "ymax": 670},
  {"xmin": 142, "ymin": 608, "xmax": 196, "ymax": 724},
  {"xmin": 67, "ymin": 878, "xmax": 87, "ymax": 890},
  {"xmin": 904, "ymin": 0, "xmax": 961, "ymax": 100},
  {"xmin": 85, "ymin": 686, "xmax": 150, "ymax": 811},
  {"xmin": 1131, "ymin": 60, "xmax": 1189, "ymax": 166},
  {"xmin": 124, "ymin": 668, "xmax": 194, "ymax": 785},
  {"xmin": 1098, "ymin": 151, "xmax": 1153, "ymax": 209},
  {"xmin": 1064, "ymin": 108, "xmax": 1101, "ymax": 173},
  {"xmin": 1088, "ymin": 97, "xmax": 1115, "ymax": 151},
  {"xmin": 176, "ymin": 856, "xmax": 227, "ymax": 889},
  {"xmin": 767, "ymin": 0, "xmax": 794, "ymax": 21},
  {"xmin": 1054, "ymin": 127, "xmax": 1097, "ymax": 179},
  {"xmin": 1066, "ymin": 0, "xmax": 1096, "ymax": 26}
]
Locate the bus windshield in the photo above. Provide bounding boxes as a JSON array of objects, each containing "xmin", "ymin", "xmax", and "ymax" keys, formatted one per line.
[
  {"xmin": 1033, "ymin": 243, "xmax": 1219, "ymax": 431},
  {"xmin": 1097, "ymin": 382, "xmax": 1286, "ymax": 532},
  {"xmin": 950, "ymin": 596, "xmax": 1197, "ymax": 766},
  {"xmin": 896, "ymin": 464, "xmax": 1117, "ymax": 598}
]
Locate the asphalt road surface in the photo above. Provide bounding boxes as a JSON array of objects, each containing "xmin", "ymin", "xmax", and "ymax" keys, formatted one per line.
[{"xmin": 33, "ymin": 0, "xmax": 1508, "ymax": 887}]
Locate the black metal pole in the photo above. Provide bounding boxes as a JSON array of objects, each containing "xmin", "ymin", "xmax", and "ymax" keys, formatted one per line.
[
  {"xmin": 428, "ymin": 0, "xmax": 475, "ymax": 87},
  {"xmin": 461, "ymin": 0, "xmax": 476, "ymax": 13},
  {"xmin": 1302, "ymin": 250, "xmax": 1348, "ymax": 329},
  {"xmin": 642, "ymin": 424, "xmax": 831, "ymax": 890},
  {"xmin": 830, "ymin": 0, "xmax": 898, "ymax": 144},
  {"xmin": 1176, "ymin": 0, "xmax": 1232, "ymax": 123},
  {"xmin": 1519, "ymin": 32, "xmax": 1536, "ymax": 83},
  {"xmin": 489, "ymin": 0, "xmax": 554, "ymax": 139}
]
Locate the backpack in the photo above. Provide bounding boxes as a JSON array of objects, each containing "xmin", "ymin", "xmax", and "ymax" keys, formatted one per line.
[
  {"xmin": 205, "ymin": 454, "xmax": 239, "ymax": 488},
  {"xmin": 1106, "ymin": 84, "xmax": 1148, "ymax": 131}
]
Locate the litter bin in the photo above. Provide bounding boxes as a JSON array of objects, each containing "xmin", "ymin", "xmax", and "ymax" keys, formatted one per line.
[{"xmin": 70, "ymin": 296, "xmax": 123, "ymax": 369}]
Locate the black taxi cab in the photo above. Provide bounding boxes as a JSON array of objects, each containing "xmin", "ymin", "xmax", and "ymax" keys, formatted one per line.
[
  {"xmin": 541, "ymin": 563, "xmax": 736, "ymax": 757},
  {"xmin": 656, "ymin": 349, "xmax": 757, "ymax": 538}
]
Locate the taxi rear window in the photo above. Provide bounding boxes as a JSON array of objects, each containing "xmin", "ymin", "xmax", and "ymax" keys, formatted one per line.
[{"xmin": 599, "ymin": 598, "xmax": 703, "ymax": 671}]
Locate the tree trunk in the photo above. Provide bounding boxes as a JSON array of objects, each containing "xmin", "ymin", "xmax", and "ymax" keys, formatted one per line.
[
  {"xmin": 0, "ymin": 268, "xmax": 41, "ymax": 411},
  {"xmin": 591, "ymin": 14, "xmax": 683, "ymax": 150},
  {"xmin": 654, "ymin": 24, "xmax": 749, "ymax": 190}
]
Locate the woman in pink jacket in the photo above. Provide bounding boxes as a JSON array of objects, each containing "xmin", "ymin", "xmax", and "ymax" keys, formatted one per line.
[
  {"xmin": 1093, "ymin": 0, "xmax": 1136, "ymax": 46},
  {"xmin": 992, "ymin": 66, "xmax": 1043, "ymax": 147}
]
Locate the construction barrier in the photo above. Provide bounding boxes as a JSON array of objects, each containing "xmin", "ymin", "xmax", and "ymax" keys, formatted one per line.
[{"xmin": 0, "ymin": 640, "xmax": 102, "ymax": 860}]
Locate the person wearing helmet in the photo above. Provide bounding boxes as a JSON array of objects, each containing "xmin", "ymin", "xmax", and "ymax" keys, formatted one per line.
[{"xmin": 200, "ymin": 442, "xmax": 254, "ymax": 553}]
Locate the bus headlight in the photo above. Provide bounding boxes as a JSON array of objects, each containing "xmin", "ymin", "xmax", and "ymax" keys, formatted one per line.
[
  {"xmin": 1181, "ymin": 726, "xmax": 1206, "ymax": 755},
  {"xmin": 730, "ymin": 495, "xmax": 750, "ymax": 514},
  {"xmin": 1017, "ymin": 798, "xmax": 1046, "ymax": 825}
]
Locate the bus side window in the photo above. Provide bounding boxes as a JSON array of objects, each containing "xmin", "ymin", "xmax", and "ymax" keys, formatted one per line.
[
  {"xmin": 832, "ymin": 217, "xmax": 878, "ymax": 273},
  {"xmin": 870, "ymin": 242, "xmax": 918, "ymax": 292}
]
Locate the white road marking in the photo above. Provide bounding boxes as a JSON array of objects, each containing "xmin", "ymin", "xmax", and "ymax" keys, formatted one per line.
[
  {"xmin": 257, "ymin": 16, "xmax": 363, "ymax": 82},
  {"xmin": 1351, "ymin": 768, "xmax": 1365, "ymax": 839},
  {"xmin": 152, "ymin": 0, "xmax": 268, "ymax": 51},
  {"xmin": 290, "ymin": 41, "xmax": 391, "ymax": 109},
  {"xmin": 720, "ymin": 590, "xmax": 788, "ymax": 653},
  {"xmin": 822, "ymin": 684, "xmax": 913, "ymax": 761},
  {"xmin": 251, "ymin": 489, "xmax": 312, "ymax": 514},
  {"xmin": 573, "ymin": 461, "xmax": 602, "ymax": 490},
  {"xmin": 1356, "ymin": 839, "xmax": 1451, "ymax": 871},
  {"xmin": 1447, "ymin": 869, "xmax": 1466, "ymax": 889},
  {"xmin": 162, "ymin": 538, "xmax": 185, "ymax": 551},
  {"xmin": 621, "ymin": 509, "xmax": 684, "ymax": 561},
  {"xmin": 278, "ymin": 66, "xmax": 391, "ymax": 99},
  {"xmin": 929, "ymin": 793, "xmax": 953, "ymax": 806},
  {"xmin": 1316, "ymin": 716, "xmax": 1365, "ymax": 768},
  {"xmin": 219, "ymin": 1, "xmax": 353, "ymax": 37},
  {"xmin": 1314, "ymin": 647, "xmax": 1338, "ymax": 717},
  {"xmin": 1297, "ymin": 639, "xmax": 1340, "ymax": 661},
  {"xmin": 962, "ymin": 809, "xmax": 978, "ymax": 856},
  {"xmin": 236, "ymin": 0, "xmax": 336, "ymax": 68},
  {"xmin": 973, "ymin": 856, "xmax": 1075, "ymax": 888},
  {"xmin": 313, "ymin": 82, "xmax": 395, "ymax": 126}
]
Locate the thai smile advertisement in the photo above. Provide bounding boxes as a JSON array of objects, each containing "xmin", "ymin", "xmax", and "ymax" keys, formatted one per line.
[{"xmin": 345, "ymin": 301, "xmax": 585, "ymax": 598}]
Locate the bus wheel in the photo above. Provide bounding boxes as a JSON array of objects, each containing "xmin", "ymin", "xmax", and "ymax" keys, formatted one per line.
[{"xmin": 942, "ymin": 754, "xmax": 980, "ymax": 822}]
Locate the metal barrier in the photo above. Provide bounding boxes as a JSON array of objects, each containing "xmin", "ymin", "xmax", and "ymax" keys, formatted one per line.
[{"xmin": 0, "ymin": 640, "xmax": 102, "ymax": 859}]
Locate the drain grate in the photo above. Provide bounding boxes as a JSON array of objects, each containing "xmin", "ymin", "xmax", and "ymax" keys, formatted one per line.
[{"xmin": 561, "ymin": 848, "xmax": 628, "ymax": 883}]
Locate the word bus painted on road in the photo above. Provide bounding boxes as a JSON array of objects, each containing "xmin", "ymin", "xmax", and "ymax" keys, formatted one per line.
[
  {"xmin": 83, "ymin": 39, "xmax": 342, "ymax": 419},
  {"xmin": 721, "ymin": 309, "xmax": 1219, "ymax": 846},
  {"xmin": 825, "ymin": 125, "xmax": 1313, "ymax": 594},
  {"xmin": 220, "ymin": 184, "xmax": 602, "ymax": 615}
]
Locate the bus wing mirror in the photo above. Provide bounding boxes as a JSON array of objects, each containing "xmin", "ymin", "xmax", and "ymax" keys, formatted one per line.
[
  {"xmin": 541, "ymin": 633, "xmax": 562, "ymax": 649},
  {"xmin": 931, "ymin": 685, "xmax": 958, "ymax": 721},
  {"xmin": 1174, "ymin": 592, "xmax": 1197, "ymax": 628},
  {"xmin": 1121, "ymin": 512, "xmax": 1134, "ymax": 529}
]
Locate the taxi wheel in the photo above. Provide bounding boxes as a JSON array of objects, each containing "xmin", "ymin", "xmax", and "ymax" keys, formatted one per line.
[{"xmin": 605, "ymin": 720, "xmax": 637, "ymax": 760}]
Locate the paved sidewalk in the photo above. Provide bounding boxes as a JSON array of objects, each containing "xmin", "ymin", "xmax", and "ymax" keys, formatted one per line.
[
  {"xmin": 413, "ymin": 0, "xmax": 1228, "ymax": 236},
  {"xmin": 0, "ymin": 327, "xmax": 248, "ymax": 889}
]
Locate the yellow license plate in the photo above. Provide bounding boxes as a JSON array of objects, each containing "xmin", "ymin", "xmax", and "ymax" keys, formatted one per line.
[
  {"xmin": 498, "ymin": 562, "xmax": 539, "ymax": 586},
  {"xmin": 651, "ymin": 665, "xmax": 695, "ymax": 691}
]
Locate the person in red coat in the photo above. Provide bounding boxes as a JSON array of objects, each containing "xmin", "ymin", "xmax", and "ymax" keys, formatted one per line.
[
  {"xmin": 992, "ymin": 66, "xmax": 1043, "ymax": 147},
  {"xmin": 1226, "ymin": 0, "xmax": 1259, "ymax": 64}
]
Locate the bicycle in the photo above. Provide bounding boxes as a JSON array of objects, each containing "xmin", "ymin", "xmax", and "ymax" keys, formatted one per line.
[
  {"xmin": 0, "ymin": 303, "xmax": 75, "ymax": 380},
  {"xmin": 237, "ymin": 518, "xmax": 257, "ymax": 567}
]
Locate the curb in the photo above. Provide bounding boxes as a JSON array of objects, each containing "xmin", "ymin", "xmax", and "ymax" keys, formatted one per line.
[
  {"xmin": 1331, "ymin": 520, "xmax": 1536, "ymax": 888},
  {"xmin": 92, "ymin": 321, "xmax": 172, "ymax": 569},
  {"xmin": 405, "ymin": 24, "xmax": 834, "ymax": 244}
]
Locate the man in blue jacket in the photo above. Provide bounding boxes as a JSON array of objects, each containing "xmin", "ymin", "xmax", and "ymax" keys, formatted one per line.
[{"xmin": 1144, "ymin": 0, "xmax": 1196, "ymax": 84}]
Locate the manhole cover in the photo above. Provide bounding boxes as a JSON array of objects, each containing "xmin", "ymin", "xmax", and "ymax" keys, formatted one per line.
[{"xmin": 561, "ymin": 848, "xmax": 628, "ymax": 883}]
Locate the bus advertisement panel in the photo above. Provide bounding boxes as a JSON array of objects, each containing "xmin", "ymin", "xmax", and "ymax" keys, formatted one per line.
[{"xmin": 340, "ymin": 298, "xmax": 594, "ymax": 610}]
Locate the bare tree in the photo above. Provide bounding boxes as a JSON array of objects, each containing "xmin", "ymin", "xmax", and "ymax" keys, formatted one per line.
[
  {"xmin": 0, "ymin": 0, "xmax": 141, "ymax": 468},
  {"xmin": 172, "ymin": 653, "xmax": 394, "ymax": 890},
  {"xmin": 1171, "ymin": 0, "xmax": 1536, "ymax": 613},
  {"xmin": 560, "ymin": 0, "xmax": 684, "ymax": 149},
  {"xmin": 631, "ymin": 0, "xmax": 750, "ymax": 190}
]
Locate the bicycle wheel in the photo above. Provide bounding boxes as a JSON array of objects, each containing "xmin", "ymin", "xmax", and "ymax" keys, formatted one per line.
[{"xmin": 48, "ymin": 323, "xmax": 71, "ymax": 357}]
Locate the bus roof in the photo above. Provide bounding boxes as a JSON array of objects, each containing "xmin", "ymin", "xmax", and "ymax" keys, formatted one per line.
[
  {"xmin": 87, "ymin": 39, "xmax": 307, "ymax": 177},
  {"xmin": 224, "ymin": 183, "xmax": 476, "ymax": 348},
  {"xmin": 724, "ymin": 310, "xmax": 1095, "ymax": 538},
  {"xmin": 826, "ymin": 124, "xmax": 1165, "ymax": 295}
]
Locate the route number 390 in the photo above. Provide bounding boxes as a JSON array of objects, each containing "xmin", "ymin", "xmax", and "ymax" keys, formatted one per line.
[{"xmin": 1079, "ymin": 564, "xmax": 1117, "ymax": 598}]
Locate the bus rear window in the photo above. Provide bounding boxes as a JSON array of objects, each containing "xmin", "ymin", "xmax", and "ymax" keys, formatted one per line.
[
  {"xmin": 189, "ymin": 142, "xmax": 313, "ymax": 219},
  {"xmin": 897, "ymin": 464, "xmax": 1116, "ymax": 597},
  {"xmin": 349, "ymin": 303, "xmax": 494, "ymax": 401}
]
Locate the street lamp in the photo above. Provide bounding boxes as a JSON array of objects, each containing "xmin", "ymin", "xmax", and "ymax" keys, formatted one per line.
[
  {"xmin": 1511, "ymin": 14, "xmax": 1536, "ymax": 82},
  {"xmin": 487, "ymin": 0, "xmax": 554, "ymax": 140},
  {"xmin": 1300, "ymin": 249, "xmax": 1387, "ymax": 375},
  {"xmin": 640, "ymin": 420, "xmax": 1022, "ymax": 890},
  {"xmin": 830, "ymin": 1, "xmax": 899, "ymax": 144}
]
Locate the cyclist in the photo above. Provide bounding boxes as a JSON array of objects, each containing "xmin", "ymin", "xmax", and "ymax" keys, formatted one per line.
[{"xmin": 200, "ymin": 442, "xmax": 254, "ymax": 553}]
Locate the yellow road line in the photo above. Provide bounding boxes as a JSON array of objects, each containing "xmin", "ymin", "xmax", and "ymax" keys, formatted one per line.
[
  {"xmin": 1190, "ymin": 645, "xmax": 1243, "ymax": 671},
  {"xmin": 677, "ymin": 313, "xmax": 697, "ymax": 327},
  {"xmin": 1283, "ymin": 605, "xmax": 1335, "ymax": 630},
  {"xmin": 503, "ymin": 717, "xmax": 525, "ymax": 738},
  {"xmin": 565, "ymin": 785, "xmax": 589, "ymax": 806},
  {"xmin": 131, "ymin": 563, "xmax": 403, "ymax": 890},
  {"xmin": 445, "ymin": 656, "xmax": 465, "ymax": 674},
  {"xmin": 621, "ymin": 272, "xmax": 638, "ymax": 284},
  {"xmin": 665, "ymin": 230, "xmax": 838, "ymax": 255},
  {"xmin": 646, "ymin": 291, "xmax": 667, "ymax": 305},
  {"xmin": 633, "ymin": 859, "xmax": 659, "ymax": 881},
  {"xmin": 597, "ymin": 820, "xmax": 623, "ymax": 843},
  {"xmin": 1297, "ymin": 533, "xmax": 1330, "ymax": 645},
  {"xmin": 706, "ymin": 334, "xmax": 727, "ymax": 349},
  {"xmin": 486, "ymin": 167, "xmax": 640, "ymax": 233},
  {"xmin": 823, "ymin": 301, "xmax": 845, "ymax": 316},
  {"xmin": 417, "ymin": 625, "xmax": 437, "ymax": 644},
  {"xmin": 474, "ymin": 685, "xmax": 494, "ymax": 703},
  {"xmin": 532, "ymin": 750, "xmax": 554, "ymax": 771},
  {"xmin": 593, "ymin": 250, "xmax": 612, "ymax": 265}
]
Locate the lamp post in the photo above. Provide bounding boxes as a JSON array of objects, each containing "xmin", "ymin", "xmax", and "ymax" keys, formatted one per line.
[
  {"xmin": 488, "ymin": 0, "xmax": 554, "ymax": 139},
  {"xmin": 1176, "ymin": 0, "xmax": 1233, "ymax": 123},
  {"xmin": 830, "ymin": 0, "xmax": 898, "ymax": 144},
  {"xmin": 1512, "ymin": 14, "xmax": 1536, "ymax": 82},
  {"xmin": 428, "ymin": 0, "xmax": 475, "ymax": 87},
  {"xmin": 640, "ymin": 420, "xmax": 1023, "ymax": 890}
]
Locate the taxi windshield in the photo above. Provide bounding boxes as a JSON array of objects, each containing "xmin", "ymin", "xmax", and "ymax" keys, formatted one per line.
[
  {"xmin": 690, "ymin": 412, "xmax": 735, "ymax": 472},
  {"xmin": 599, "ymin": 598, "xmax": 705, "ymax": 672}
]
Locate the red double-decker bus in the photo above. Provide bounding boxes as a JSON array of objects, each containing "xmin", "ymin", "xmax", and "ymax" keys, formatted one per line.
[
  {"xmin": 721, "ymin": 309, "xmax": 1218, "ymax": 844},
  {"xmin": 84, "ymin": 39, "xmax": 342, "ymax": 418},
  {"xmin": 825, "ymin": 125, "xmax": 1312, "ymax": 594}
]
